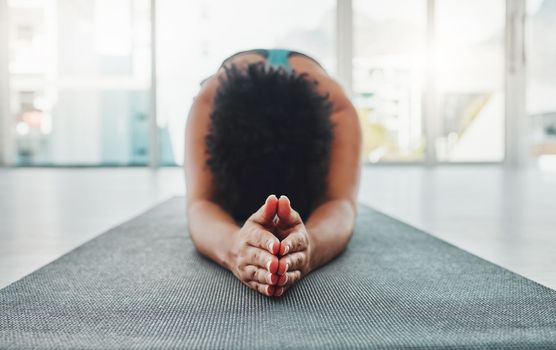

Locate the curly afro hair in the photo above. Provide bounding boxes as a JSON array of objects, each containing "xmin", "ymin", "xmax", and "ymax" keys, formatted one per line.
[{"xmin": 206, "ymin": 62, "xmax": 335, "ymax": 223}]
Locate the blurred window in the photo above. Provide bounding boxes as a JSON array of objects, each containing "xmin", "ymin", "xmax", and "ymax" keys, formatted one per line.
[
  {"xmin": 353, "ymin": 0, "xmax": 427, "ymax": 162},
  {"xmin": 434, "ymin": 0, "xmax": 505, "ymax": 162},
  {"xmin": 9, "ymin": 0, "xmax": 151, "ymax": 165},
  {"xmin": 527, "ymin": 0, "xmax": 556, "ymax": 163},
  {"xmin": 7, "ymin": 1, "xmax": 551, "ymax": 166}
]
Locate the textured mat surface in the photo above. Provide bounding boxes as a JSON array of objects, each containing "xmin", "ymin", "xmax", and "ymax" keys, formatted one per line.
[{"xmin": 1, "ymin": 197, "xmax": 556, "ymax": 349}]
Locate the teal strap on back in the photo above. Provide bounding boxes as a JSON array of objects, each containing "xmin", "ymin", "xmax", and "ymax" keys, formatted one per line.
[{"xmin": 266, "ymin": 49, "xmax": 291, "ymax": 71}]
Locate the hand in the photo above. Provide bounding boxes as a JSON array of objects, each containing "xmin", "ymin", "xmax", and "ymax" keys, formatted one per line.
[
  {"xmin": 227, "ymin": 195, "xmax": 281, "ymax": 297},
  {"xmin": 272, "ymin": 195, "xmax": 313, "ymax": 297}
]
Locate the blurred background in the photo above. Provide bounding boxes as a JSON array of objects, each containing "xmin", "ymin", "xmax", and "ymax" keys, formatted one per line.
[
  {"xmin": 1, "ymin": 0, "xmax": 556, "ymax": 290},
  {"xmin": 1, "ymin": 0, "xmax": 555, "ymax": 167}
]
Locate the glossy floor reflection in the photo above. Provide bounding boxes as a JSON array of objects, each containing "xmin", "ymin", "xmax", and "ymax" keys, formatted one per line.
[{"xmin": 0, "ymin": 166, "xmax": 555, "ymax": 290}]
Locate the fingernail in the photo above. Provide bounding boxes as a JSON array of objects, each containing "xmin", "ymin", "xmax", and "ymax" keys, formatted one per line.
[
  {"xmin": 283, "ymin": 245, "xmax": 289, "ymax": 255},
  {"xmin": 276, "ymin": 287, "xmax": 284, "ymax": 297},
  {"xmin": 268, "ymin": 241, "xmax": 274, "ymax": 253},
  {"xmin": 285, "ymin": 262, "xmax": 289, "ymax": 273},
  {"xmin": 266, "ymin": 260, "xmax": 272, "ymax": 272}
]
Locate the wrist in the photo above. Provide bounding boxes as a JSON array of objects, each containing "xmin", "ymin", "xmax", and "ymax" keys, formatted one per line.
[
  {"xmin": 222, "ymin": 228, "xmax": 241, "ymax": 272},
  {"xmin": 306, "ymin": 229, "xmax": 319, "ymax": 273}
]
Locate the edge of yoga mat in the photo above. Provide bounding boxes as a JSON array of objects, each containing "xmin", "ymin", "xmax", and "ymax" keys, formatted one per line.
[
  {"xmin": 357, "ymin": 202, "xmax": 556, "ymax": 292},
  {"xmin": 0, "ymin": 197, "xmax": 178, "ymax": 291}
]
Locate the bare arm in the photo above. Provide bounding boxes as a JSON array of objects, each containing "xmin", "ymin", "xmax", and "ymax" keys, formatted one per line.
[{"xmin": 184, "ymin": 79, "xmax": 240, "ymax": 269}]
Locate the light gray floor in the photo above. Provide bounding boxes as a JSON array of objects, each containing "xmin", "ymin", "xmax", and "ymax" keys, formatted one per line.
[{"xmin": 1, "ymin": 166, "xmax": 555, "ymax": 291}]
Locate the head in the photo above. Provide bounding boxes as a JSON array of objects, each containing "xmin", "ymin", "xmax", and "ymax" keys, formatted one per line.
[{"xmin": 206, "ymin": 62, "xmax": 334, "ymax": 222}]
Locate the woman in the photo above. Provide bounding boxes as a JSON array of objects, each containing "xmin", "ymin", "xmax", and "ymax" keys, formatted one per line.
[{"xmin": 184, "ymin": 49, "xmax": 361, "ymax": 297}]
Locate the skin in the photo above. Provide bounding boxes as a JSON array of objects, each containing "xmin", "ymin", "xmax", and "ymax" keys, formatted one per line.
[{"xmin": 184, "ymin": 52, "xmax": 362, "ymax": 297}]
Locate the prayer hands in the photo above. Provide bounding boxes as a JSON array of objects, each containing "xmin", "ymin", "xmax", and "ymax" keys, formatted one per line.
[{"xmin": 228, "ymin": 194, "xmax": 312, "ymax": 297}]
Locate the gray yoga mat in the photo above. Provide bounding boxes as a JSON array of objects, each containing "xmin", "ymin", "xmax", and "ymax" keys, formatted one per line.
[{"xmin": 1, "ymin": 197, "xmax": 555, "ymax": 349}]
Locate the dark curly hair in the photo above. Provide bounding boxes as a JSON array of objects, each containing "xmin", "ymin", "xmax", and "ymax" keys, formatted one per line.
[{"xmin": 205, "ymin": 62, "xmax": 334, "ymax": 223}]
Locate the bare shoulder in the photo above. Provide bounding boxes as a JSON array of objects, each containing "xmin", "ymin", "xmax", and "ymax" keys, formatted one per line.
[
  {"xmin": 195, "ymin": 74, "xmax": 219, "ymax": 106},
  {"xmin": 289, "ymin": 57, "xmax": 353, "ymax": 114},
  {"xmin": 195, "ymin": 53, "xmax": 266, "ymax": 106}
]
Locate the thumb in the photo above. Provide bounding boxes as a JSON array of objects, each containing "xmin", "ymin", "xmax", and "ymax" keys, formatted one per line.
[
  {"xmin": 249, "ymin": 194, "xmax": 278, "ymax": 226},
  {"xmin": 277, "ymin": 195, "xmax": 302, "ymax": 227}
]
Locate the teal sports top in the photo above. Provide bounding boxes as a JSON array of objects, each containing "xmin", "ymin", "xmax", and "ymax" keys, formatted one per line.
[
  {"xmin": 200, "ymin": 49, "xmax": 324, "ymax": 85},
  {"xmin": 265, "ymin": 49, "xmax": 292, "ymax": 71},
  {"xmin": 219, "ymin": 49, "xmax": 323, "ymax": 72}
]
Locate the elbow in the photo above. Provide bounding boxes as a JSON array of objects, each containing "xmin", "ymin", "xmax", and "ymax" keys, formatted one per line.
[
  {"xmin": 326, "ymin": 196, "xmax": 358, "ymax": 220},
  {"xmin": 338, "ymin": 197, "xmax": 358, "ymax": 235},
  {"xmin": 185, "ymin": 198, "xmax": 206, "ymax": 245},
  {"xmin": 345, "ymin": 197, "xmax": 358, "ymax": 218}
]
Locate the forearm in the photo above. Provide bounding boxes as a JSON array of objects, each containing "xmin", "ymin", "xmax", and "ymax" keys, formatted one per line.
[
  {"xmin": 187, "ymin": 198, "xmax": 240, "ymax": 270},
  {"xmin": 305, "ymin": 199, "xmax": 357, "ymax": 271}
]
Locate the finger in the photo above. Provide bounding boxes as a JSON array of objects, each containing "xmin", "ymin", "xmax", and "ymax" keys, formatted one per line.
[
  {"xmin": 246, "ymin": 226, "xmax": 280, "ymax": 255},
  {"xmin": 243, "ymin": 265, "xmax": 278, "ymax": 285},
  {"xmin": 277, "ymin": 195, "xmax": 302, "ymax": 227},
  {"xmin": 275, "ymin": 271, "xmax": 302, "ymax": 296},
  {"xmin": 281, "ymin": 270, "xmax": 302, "ymax": 289},
  {"xmin": 249, "ymin": 194, "xmax": 278, "ymax": 227},
  {"xmin": 277, "ymin": 273, "xmax": 288, "ymax": 286},
  {"xmin": 246, "ymin": 281, "xmax": 275, "ymax": 297},
  {"xmin": 279, "ymin": 231, "xmax": 308, "ymax": 256},
  {"xmin": 244, "ymin": 247, "xmax": 279, "ymax": 274},
  {"xmin": 278, "ymin": 252, "xmax": 306, "ymax": 275},
  {"xmin": 274, "ymin": 286, "xmax": 285, "ymax": 297}
]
